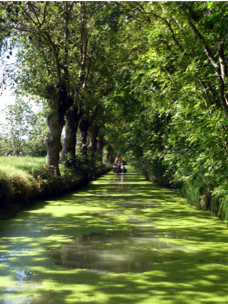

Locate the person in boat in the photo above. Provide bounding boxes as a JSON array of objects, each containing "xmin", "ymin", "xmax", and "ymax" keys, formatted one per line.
[{"xmin": 112, "ymin": 164, "xmax": 119, "ymax": 172}]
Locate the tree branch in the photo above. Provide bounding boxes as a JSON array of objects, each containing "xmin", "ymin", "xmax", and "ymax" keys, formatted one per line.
[{"xmin": 40, "ymin": 2, "xmax": 48, "ymax": 27}]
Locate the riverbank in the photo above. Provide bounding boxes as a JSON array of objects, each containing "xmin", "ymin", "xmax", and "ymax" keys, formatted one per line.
[
  {"xmin": 145, "ymin": 172, "xmax": 228, "ymax": 222},
  {"xmin": 0, "ymin": 156, "xmax": 112, "ymax": 220}
]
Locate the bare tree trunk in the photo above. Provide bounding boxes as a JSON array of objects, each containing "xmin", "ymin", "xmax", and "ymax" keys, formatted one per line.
[
  {"xmin": 79, "ymin": 119, "xmax": 90, "ymax": 156},
  {"xmin": 15, "ymin": 150, "xmax": 20, "ymax": 157},
  {"xmin": 88, "ymin": 126, "xmax": 100, "ymax": 154},
  {"xmin": 62, "ymin": 105, "xmax": 82, "ymax": 159},
  {"xmin": 44, "ymin": 3, "xmax": 74, "ymax": 175},
  {"xmin": 96, "ymin": 136, "xmax": 105, "ymax": 162},
  {"xmin": 106, "ymin": 145, "xmax": 116, "ymax": 164},
  {"xmin": 45, "ymin": 85, "xmax": 72, "ymax": 176}
]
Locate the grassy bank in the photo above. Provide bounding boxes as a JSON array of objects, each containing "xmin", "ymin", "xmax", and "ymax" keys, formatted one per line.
[
  {"xmin": 0, "ymin": 156, "xmax": 112, "ymax": 220},
  {"xmin": 180, "ymin": 176, "xmax": 228, "ymax": 223},
  {"xmin": 135, "ymin": 162, "xmax": 228, "ymax": 223}
]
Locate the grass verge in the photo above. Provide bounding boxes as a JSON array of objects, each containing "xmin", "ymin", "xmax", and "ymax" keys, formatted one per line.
[{"xmin": 0, "ymin": 156, "xmax": 112, "ymax": 220}]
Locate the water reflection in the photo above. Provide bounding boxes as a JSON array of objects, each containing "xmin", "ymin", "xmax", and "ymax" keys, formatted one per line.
[
  {"xmin": 127, "ymin": 216, "xmax": 157, "ymax": 226},
  {"xmin": 48, "ymin": 228, "xmax": 191, "ymax": 274},
  {"xmin": 5, "ymin": 269, "xmax": 42, "ymax": 292},
  {"xmin": 117, "ymin": 200, "xmax": 161, "ymax": 209},
  {"xmin": 5, "ymin": 281, "xmax": 42, "ymax": 292},
  {"xmin": 15, "ymin": 269, "xmax": 42, "ymax": 281},
  {"xmin": 2, "ymin": 293, "xmax": 56, "ymax": 304},
  {"xmin": 109, "ymin": 174, "xmax": 132, "ymax": 193},
  {"xmin": 131, "ymin": 226, "xmax": 189, "ymax": 239}
]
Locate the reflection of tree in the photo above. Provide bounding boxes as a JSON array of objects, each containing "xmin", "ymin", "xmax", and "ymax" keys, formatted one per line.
[{"xmin": 48, "ymin": 231, "xmax": 185, "ymax": 274}]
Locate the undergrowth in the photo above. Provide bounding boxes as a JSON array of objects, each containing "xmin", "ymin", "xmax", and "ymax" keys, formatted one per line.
[
  {"xmin": 132, "ymin": 158, "xmax": 228, "ymax": 222},
  {"xmin": 179, "ymin": 174, "xmax": 228, "ymax": 222}
]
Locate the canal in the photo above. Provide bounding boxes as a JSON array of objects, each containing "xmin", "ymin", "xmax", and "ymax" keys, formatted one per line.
[{"xmin": 0, "ymin": 167, "xmax": 227, "ymax": 303}]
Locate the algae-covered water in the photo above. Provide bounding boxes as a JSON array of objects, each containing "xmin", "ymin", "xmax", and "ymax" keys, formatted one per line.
[{"xmin": 0, "ymin": 167, "xmax": 227, "ymax": 304}]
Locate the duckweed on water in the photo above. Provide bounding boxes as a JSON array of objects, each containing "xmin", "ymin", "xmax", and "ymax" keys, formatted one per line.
[{"xmin": 0, "ymin": 167, "xmax": 227, "ymax": 304}]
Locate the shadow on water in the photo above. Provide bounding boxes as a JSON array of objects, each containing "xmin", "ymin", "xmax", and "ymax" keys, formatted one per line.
[
  {"xmin": 117, "ymin": 200, "xmax": 161, "ymax": 209},
  {"xmin": 0, "ymin": 167, "xmax": 227, "ymax": 303}
]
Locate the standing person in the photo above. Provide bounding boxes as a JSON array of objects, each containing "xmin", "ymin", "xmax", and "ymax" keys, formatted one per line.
[
  {"xmin": 121, "ymin": 162, "xmax": 125, "ymax": 172},
  {"xmin": 118, "ymin": 157, "xmax": 121, "ymax": 170}
]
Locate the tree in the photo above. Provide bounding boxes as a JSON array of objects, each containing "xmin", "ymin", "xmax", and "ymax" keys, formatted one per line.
[
  {"xmin": 25, "ymin": 109, "xmax": 49, "ymax": 157},
  {"xmin": 1, "ymin": 2, "xmax": 75, "ymax": 174},
  {"xmin": 102, "ymin": 1, "xmax": 228, "ymax": 216},
  {"xmin": 61, "ymin": 2, "xmax": 126, "ymax": 160},
  {"xmin": 1, "ymin": 2, "xmax": 125, "ymax": 173},
  {"xmin": 1, "ymin": 97, "xmax": 37, "ymax": 156}
]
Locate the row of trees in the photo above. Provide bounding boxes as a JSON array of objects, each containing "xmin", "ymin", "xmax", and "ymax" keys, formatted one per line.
[
  {"xmin": 1, "ymin": 2, "xmax": 127, "ymax": 173},
  {"xmin": 0, "ymin": 2, "xmax": 228, "ymax": 217},
  {"xmin": 103, "ymin": 2, "xmax": 228, "ymax": 218}
]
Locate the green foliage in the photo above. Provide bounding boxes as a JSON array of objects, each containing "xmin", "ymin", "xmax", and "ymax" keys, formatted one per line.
[
  {"xmin": 0, "ymin": 2, "xmax": 228, "ymax": 221},
  {"xmin": 62, "ymin": 152, "xmax": 109, "ymax": 179},
  {"xmin": 103, "ymin": 2, "xmax": 228, "ymax": 220},
  {"xmin": 25, "ymin": 111, "xmax": 48, "ymax": 157},
  {"xmin": 0, "ymin": 97, "xmax": 37, "ymax": 156},
  {"xmin": 0, "ymin": 98, "xmax": 48, "ymax": 157},
  {"xmin": 63, "ymin": 153, "xmax": 89, "ymax": 172}
]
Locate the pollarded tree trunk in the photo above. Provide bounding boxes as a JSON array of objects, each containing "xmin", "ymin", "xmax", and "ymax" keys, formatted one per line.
[
  {"xmin": 96, "ymin": 136, "xmax": 106, "ymax": 162},
  {"xmin": 15, "ymin": 150, "xmax": 20, "ymax": 157},
  {"xmin": 106, "ymin": 145, "xmax": 116, "ymax": 164},
  {"xmin": 45, "ymin": 85, "xmax": 72, "ymax": 176},
  {"xmin": 62, "ymin": 105, "xmax": 82, "ymax": 159},
  {"xmin": 79, "ymin": 119, "xmax": 90, "ymax": 156},
  {"xmin": 88, "ymin": 126, "xmax": 100, "ymax": 154}
]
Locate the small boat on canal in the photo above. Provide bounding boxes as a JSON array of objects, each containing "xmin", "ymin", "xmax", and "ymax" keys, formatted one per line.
[{"xmin": 112, "ymin": 163, "xmax": 127, "ymax": 173}]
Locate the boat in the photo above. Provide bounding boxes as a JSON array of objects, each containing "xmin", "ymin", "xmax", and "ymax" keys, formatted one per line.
[{"xmin": 112, "ymin": 166, "xmax": 127, "ymax": 173}]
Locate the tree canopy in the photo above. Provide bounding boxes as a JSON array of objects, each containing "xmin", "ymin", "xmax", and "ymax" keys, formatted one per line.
[{"xmin": 0, "ymin": 1, "xmax": 228, "ymax": 218}]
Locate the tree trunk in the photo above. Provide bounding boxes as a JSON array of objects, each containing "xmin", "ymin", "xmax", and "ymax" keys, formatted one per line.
[
  {"xmin": 15, "ymin": 150, "xmax": 20, "ymax": 157},
  {"xmin": 79, "ymin": 118, "xmax": 90, "ymax": 156},
  {"xmin": 96, "ymin": 136, "xmax": 105, "ymax": 162},
  {"xmin": 45, "ymin": 85, "xmax": 72, "ymax": 176},
  {"xmin": 62, "ymin": 105, "xmax": 81, "ymax": 159},
  {"xmin": 106, "ymin": 145, "xmax": 116, "ymax": 164},
  {"xmin": 88, "ymin": 126, "xmax": 100, "ymax": 154}
]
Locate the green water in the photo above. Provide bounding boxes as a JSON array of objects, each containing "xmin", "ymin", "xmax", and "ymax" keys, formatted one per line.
[{"xmin": 0, "ymin": 167, "xmax": 227, "ymax": 304}]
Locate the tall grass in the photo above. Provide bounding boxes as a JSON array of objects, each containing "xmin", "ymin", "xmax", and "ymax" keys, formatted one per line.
[
  {"xmin": 181, "ymin": 182, "xmax": 200, "ymax": 207},
  {"xmin": 0, "ymin": 157, "xmax": 47, "ymax": 213},
  {"xmin": 0, "ymin": 156, "xmax": 111, "ymax": 219},
  {"xmin": 179, "ymin": 174, "xmax": 228, "ymax": 221},
  {"xmin": 0, "ymin": 156, "xmax": 46, "ymax": 180}
]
